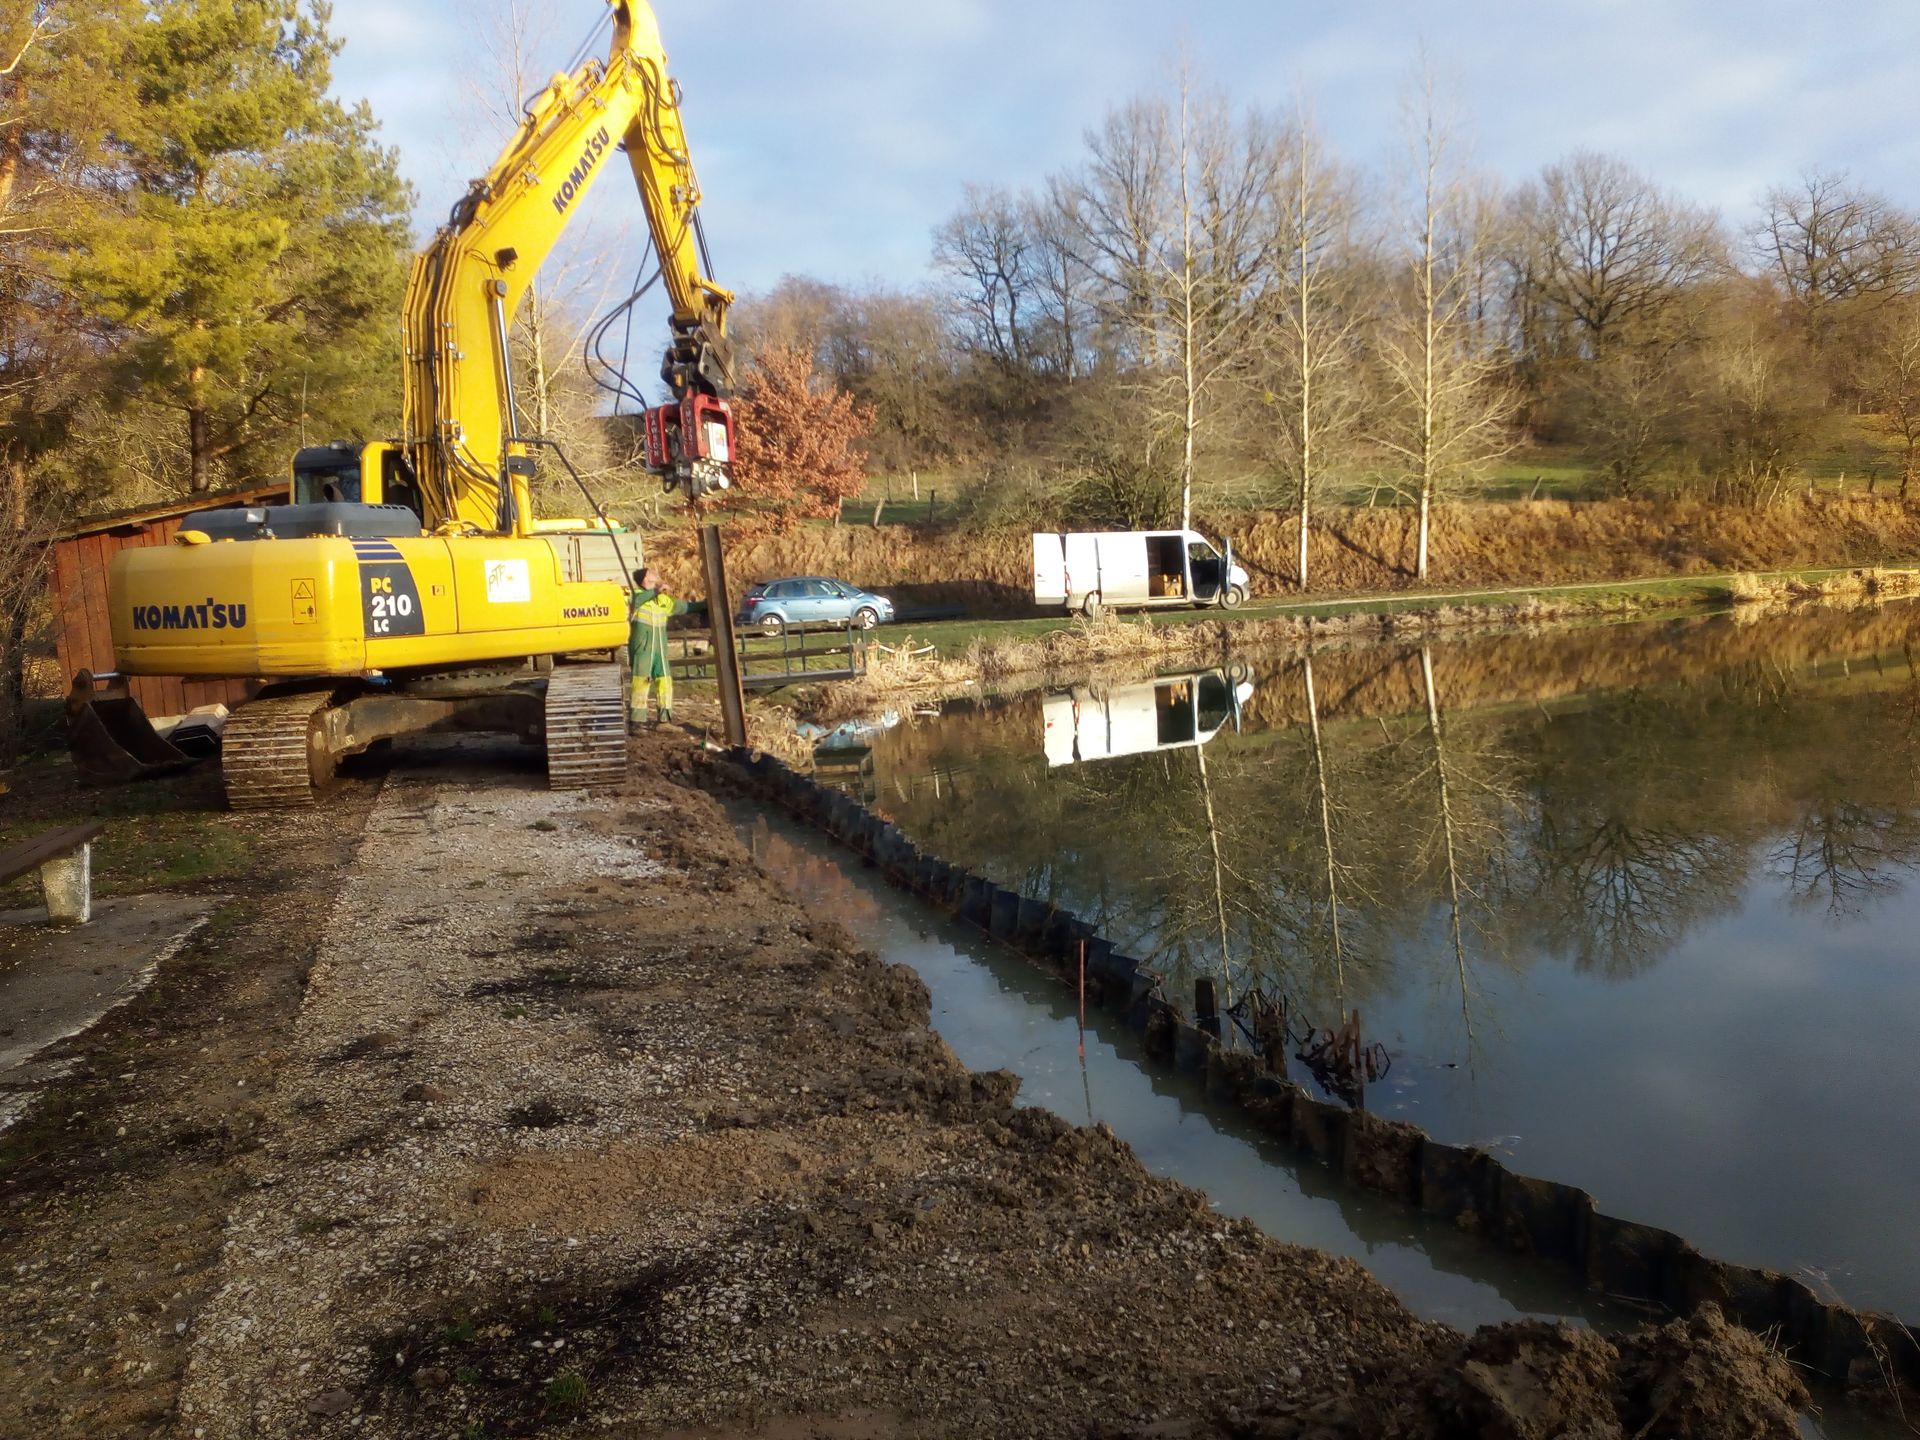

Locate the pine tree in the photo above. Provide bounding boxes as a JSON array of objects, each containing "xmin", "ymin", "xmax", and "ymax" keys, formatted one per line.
[
  {"xmin": 68, "ymin": 0, "xmax": 413, "ymax": 493},
  {"xmin": 0, "ymin": 0, "xmax": 142, "ymax": 758}
]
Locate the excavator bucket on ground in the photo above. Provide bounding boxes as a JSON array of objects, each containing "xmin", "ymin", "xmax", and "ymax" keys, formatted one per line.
[{"xmin": 65, "ymin": 672, "xmax": 197, "ymax": 784}]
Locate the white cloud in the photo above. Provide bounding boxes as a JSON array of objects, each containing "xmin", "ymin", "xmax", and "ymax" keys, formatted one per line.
[{"xmin": 324, "ymin": 0, "xmax": 1920, "ymax": 292}]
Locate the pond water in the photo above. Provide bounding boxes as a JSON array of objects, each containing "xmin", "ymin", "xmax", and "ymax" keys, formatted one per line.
[
  {"xmin": 740, "ymin": 802, "xmax": 1618, "ymax": 1335},
  {"xmin": 812, "ymin": 601, "xmax": 1920, "ymax": 1322}
]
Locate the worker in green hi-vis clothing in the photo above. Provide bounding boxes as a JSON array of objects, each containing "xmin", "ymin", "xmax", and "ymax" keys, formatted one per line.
[{"xmin": 628, "ymin": 565, "xmax": 706, "ymax": 731}]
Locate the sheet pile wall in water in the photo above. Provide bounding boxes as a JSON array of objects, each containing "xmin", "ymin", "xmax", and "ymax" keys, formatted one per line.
[{"xmin": 722, "ymin": 749, "xmax": 1920, "ymax": 1397}]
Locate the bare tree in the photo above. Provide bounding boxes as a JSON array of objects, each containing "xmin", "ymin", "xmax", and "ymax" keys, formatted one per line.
[
  {"xmin": 1853, "ymin": 295, "xmax": 1920, "ymax": 496},
  {"xmin": 1026, "ymin": 182, "xmax": 1097, "ymax": 382},
  {"xmin": 1516, "ymin": 150, "xmax": 1726, "ymax": 355},
  {"xmin": 933, "ymin": 183, "xmax": 1036, "ymax": 373},
  {"xmin": 1687, "ymin": 286, "xmax": 1827, "ymax": 505},
  {"xmin": 1371, "ymin": 65, "xmax": 1512, "ymax": 581},
  {"xmin": 1754, "ymin": 168, "xmax": 1920, "ymax": 330},
  {"xmin": 1302, "ymin": 652, "xmax": 1355, "ymax": 1011},
  {"xmin": 1418, "ymin": 646, "xmax": 1475, "ymax": 1046},
  {"xmin": 1767, "ymin": 799, "xmax": 1920, "ymax": 921},
  {"xmin": 1192, "ymin": 739, "xmax": 1236, "ymax": 1002},
  {"xmin": 468, "ymin": 0, "xmax": 636, "ymax": 495},
  {"xmin": 1062, "ymin": 70, "xmax": 1279, "ymax": 529},
  {"xmin": 1563, "ymin": 343, "xmax": 1690, "ymax": 497},
  {"xmin": 823, "ymin": 285, "xmax": 957, "ymax": 472},
  {"xmin": 737, "ymin": 274, "xmax": 842, "ymax": 360},
  {"xmin": 1264, "ymin": 107, "xmax": 1364, "ymax": 587},
  {"xmin": 1068, "ymin": 95, "xmax": 1176, "ymax": 372}
]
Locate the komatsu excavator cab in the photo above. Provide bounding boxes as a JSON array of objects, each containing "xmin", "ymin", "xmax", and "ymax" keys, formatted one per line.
[{"xmin": 292, "ymin": 441, "xmax": 425, "ymax": 521}]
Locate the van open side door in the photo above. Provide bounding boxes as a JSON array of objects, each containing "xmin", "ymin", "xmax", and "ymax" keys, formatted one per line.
[{"xmin": 1032, "ymin": 533, "xmax": 1067, "ymax": 607}]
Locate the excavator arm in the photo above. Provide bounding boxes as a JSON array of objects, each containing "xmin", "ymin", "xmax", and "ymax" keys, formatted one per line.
[{"xmin": 401, "ymin": 0, "xmax": 735, "ymax": 535}]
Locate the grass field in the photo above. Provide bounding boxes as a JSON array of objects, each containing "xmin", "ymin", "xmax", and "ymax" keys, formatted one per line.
[
  {"xmin": 848, "ymin": 436, "xmax": 1911, "ymax": 531},
  {"xmin": 0, "ymin": 739, "xmax": 251, "ymax": 908}
]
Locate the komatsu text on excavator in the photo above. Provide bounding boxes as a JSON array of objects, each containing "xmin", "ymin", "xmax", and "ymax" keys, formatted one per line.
[{"xmin": 69, "ymin": 0, "xmax": 734, "ymax": 808}]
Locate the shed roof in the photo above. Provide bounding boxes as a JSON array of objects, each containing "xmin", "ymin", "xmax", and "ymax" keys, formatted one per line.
[{"xmin": 54, "ymin": 481, "xmax": 291, "ymax": 541}]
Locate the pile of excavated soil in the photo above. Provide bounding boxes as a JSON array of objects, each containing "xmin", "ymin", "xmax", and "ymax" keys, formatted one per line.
[
  {"xmin": 0, "ymin": 734, "xmax": 1812, "ymax": 1438},
  {"xmin": 1201, "ymin": 1306, "xmax": 1808, "ymax": 1440}
]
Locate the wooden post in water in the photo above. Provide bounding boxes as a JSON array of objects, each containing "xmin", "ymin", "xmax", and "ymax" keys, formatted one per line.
[
  {"xmin": 1195, "ymin": 976, "xmax": 1220, "ymax": 1038},
  {"xmin": 699, "ymin": 524, "xmax": 748, "ymax": 750},
  {"xmin": 1077, "ymin": 940, "xmax": 1086, "ymax": 1061},
  {"xmin": 1344, "ymin": 1009, "xmax": 1365, "ymax": 1109}
]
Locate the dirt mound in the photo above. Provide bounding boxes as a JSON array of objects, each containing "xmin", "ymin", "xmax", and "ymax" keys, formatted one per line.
[
  {"xmin": 1204, "ymin": 1304, "xmax": 1806, "ymax": 1440},
  {"xmin": 1613, "ymin": 1307, "xmax": 1812, "ymax": 1439}
]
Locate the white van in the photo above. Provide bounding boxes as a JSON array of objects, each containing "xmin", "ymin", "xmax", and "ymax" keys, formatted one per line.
[
  {"xmin": 1032, "ymin": 529, "xmax": 1249, "ymax": 616},
  {"xmin": 1042, "ymin": 668, "xmax": 1255, "ymax": 767}
]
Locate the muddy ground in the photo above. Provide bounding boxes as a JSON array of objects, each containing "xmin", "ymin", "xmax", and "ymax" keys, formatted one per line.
[{"xmin": 0, "ymin": 732, "xmax": 1810, "ymax": 1438}]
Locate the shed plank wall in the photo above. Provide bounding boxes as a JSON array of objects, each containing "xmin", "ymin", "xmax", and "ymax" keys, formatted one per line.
[{"xmin": 52, "ymin": 516, "xmax": 260, "ymax": 719}]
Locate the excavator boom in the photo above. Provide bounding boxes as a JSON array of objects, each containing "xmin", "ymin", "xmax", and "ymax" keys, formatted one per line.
[{"xmin": 404, "ymin": 0, "xmax": 736, "ymax": 534}]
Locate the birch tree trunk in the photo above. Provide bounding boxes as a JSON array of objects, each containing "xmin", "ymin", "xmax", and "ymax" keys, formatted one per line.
[
  {"xmin": 1194, "ymin": 740, "xmax": 1234, "ymax": 1002},
  {"xmin": 1375, "ymin": 64, "xmax": 1514, "ymax": 582},
  {"xmin": 1178, "ymin": 83, "xmax": 1198, "ymax": 532},
  {"xmin": 1303, "ymin": 653, "xmax": 1348, "ymax": 1011},
  {"xmin": 1420, "ymin": 644, "xmax": 1475, "ymax": 1046},
  {"xmin": 1269, "ymin": 115, "xmax": 1362, "ymax": 592}
]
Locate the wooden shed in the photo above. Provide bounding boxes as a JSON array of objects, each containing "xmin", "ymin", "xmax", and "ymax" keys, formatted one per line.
[{"xmin": 50, "ymin": 482, "xmax": 290, "ymax": 719}]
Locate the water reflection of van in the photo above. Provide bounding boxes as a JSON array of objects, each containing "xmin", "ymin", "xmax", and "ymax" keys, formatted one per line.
[
  {"xmin": 1032, "ymin": 529, "xmax": 1250, "ymax": 616},
  {"xmin": 1043, "ymin": 669, "xmax": 1254, "ymax": 766}
]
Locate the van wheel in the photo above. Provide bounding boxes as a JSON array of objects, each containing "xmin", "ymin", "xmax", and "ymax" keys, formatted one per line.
[
  {"xmin": 1082, "ymin": 592, "xmax": 1103, "ymax": 619},
  {"xmin": 1223, "ymin": 584, "xmax": 1247, "ymax": 610}
]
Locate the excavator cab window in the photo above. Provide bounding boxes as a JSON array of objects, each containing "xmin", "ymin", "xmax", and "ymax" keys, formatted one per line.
[
  {"xmin": 295, "ymin": 465, "xmax": 360, "ymax": 504},
  {"xmin": 293, "ymin": 444, "xmax": 364, "ymax": 505}
]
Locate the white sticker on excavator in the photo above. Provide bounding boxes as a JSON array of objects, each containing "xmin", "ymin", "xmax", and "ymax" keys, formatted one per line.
[{"xmin": 486, "ymin": 558, "xmax": 531, "ymax": 604}]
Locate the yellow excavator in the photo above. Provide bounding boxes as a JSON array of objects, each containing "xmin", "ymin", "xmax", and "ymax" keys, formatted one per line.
[{"xmin": 69, "ymin": 0, "xmax": 733, "ymax": 809}]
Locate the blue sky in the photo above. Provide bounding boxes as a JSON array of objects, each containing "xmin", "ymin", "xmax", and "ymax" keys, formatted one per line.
[{"xmin": 327, "ymin": 0, "xmax": 1920, "ymax": 300}]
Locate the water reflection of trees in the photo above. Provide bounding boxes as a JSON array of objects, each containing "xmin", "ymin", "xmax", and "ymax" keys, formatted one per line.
[
  {"xmin": 1767, "ymin": 800, "xmax": 1920, "ymax": 918},
  {"xmin": 869, "ymin": 626, "xmax": 1920, "ymax": 1035}
]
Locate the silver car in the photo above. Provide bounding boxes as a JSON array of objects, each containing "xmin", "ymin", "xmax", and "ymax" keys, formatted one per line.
[{"xmin": 738, "ymin": 576, "xmax": 896, "ymax": 636}]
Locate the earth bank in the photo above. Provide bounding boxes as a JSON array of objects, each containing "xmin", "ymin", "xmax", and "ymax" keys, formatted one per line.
[{"xmin": 642, "ymin": 493, "xmax": 1920, "ymax": 619}]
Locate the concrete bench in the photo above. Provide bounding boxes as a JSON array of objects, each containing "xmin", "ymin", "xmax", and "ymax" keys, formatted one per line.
[{"xmin": 0, "ymin": 823, "xmax": 106, "ymax": 925}]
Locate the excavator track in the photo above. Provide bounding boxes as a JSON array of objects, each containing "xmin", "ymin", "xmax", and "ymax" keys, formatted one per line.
[
  {"xmin": 544, "ymin": 663, "xmax": 626, "ymax": 793},
  {"xmin": 221, "ymin": 688, "xmax": 337, "ymax": 811}
]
